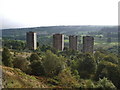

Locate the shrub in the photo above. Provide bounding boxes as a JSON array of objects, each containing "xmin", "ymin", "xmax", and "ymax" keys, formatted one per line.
[
  {"xmin": 58, "ymin": 68, "xmax": 80, "ymax": 88},
  {"xmin": 79, "ymin": 79, "xmax": 95, "ymax": 88},
  {"xmin": 96, "ymin": 77, "xmax": 116, "ymax": 89}
]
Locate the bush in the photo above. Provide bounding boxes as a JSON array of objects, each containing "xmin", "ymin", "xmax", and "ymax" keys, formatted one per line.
[
  {"xmin": 96, "ymin": 77, "xmax": 116, "ymax": 89},
  {"xmin": 72, "ymin": 70, "xmax": 80, "ymax": 80},
  {"xmin": 58, "ymin": 68, "xmax": 80, "ymax": 88},
  {"xmin": 79, "ymin": 79, "xmax": 95, "ymax": 88}
]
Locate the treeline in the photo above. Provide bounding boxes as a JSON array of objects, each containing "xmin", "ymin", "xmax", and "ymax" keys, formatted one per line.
[
  {"xmin": 2, "ymin": 26, "xmax": 103, "ymax": 37},
  {"xmin": 2, "ymin": 39, "xmax": 26, "ymax": 50},
  {"xmin": 3, "ymin": 39, "xmax": 119, "ymax": 55},
  {"xmin": 88, "ymin": 26, "xmax": 118, "ymax": 39},
  {"xmin": 2, "ymin": 45, "xmax": 120, "ymax": 89}
]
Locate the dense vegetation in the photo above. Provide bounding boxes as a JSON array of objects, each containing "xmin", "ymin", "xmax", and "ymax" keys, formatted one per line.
[
  {"xmin": 2, "ymin": 45, "xmax": 120, "ymax": 89},
  {"xmin": 1, "ymin": 25, "xmax": 119, "ymax": 89}
]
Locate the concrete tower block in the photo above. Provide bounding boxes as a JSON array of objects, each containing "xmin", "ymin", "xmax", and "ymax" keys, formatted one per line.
[
  {"xmin": 69, "ymin": 35, "xmax": 78, "ymax": 50},
  {"xmin": 83, "ymin": 36, "xmax": 94, "ymax": 53},
  {"xmin": 53, "ymin": 34, "xmax": 64, "ymax": 51},
  {"xmin": 26, "ymin": 31, "xmax": 37, "ymax": 50}
]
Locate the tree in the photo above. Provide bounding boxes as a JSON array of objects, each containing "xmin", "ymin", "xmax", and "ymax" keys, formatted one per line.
[
  {"xmin": 3, "ymin": 40, "xmax": 26, "ymax": 50},
  {"xmin": 95, "ymin": 61, "xmax": 120, "ymax": 89},
  {"xmin": 40, "ymin": 45, "xmax": 52, "ymax": 52},
  {"xmin": 13, "ymin": 56, "xmax": 31, "ymax": 73},
  {"xmin": 78, "ymin": 53, "xmax": 97, "ymax": 78},
  {"xmin": 94, "ymin": 51, "xmax": 105, "ymax": 64},
  {"xmin": 2, "ymin": 47, "xmax": 13, "ymax": 67},
  {"xmin": 29, "ymin": 53, "xmax": 40, "ymax": 62},
  {"xmin": 30, "ymin": 60, "xmax": 45, "ymax": 76},
  {"xmin": 70, "ymin": 60, "xmax": 79, "ymax": 71},
  {"xmin": 43, "ymin": 50, "xmax": 66, "ymax": 77},
  {"xmin": 104, "ymin": 54, "xmax": 118, "ymax": 64}
]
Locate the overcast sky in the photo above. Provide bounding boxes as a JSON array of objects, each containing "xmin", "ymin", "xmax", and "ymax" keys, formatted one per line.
[{"xmin": 0, "ymin": 0, "xmax": 119, "ymax": 29}]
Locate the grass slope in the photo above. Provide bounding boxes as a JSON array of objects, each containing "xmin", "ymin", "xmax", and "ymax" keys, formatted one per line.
[{"xmin": 1, "ymin": 65, "xmax": 48, "ymax": 88}]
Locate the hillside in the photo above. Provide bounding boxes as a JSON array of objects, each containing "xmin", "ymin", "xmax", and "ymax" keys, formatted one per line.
[
  {"xmin": 2, "ymin": 25, "xmax": 109, "ymax": 39},
  {"xmin": 1, "ymin": 65, "xmax": 49, "ymax": 88},
  {"xmin": 2, "ymin": 25, "xmax": 117, "ymax": 41}
]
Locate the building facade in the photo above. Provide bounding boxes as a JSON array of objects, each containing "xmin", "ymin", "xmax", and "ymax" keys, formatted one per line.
[
  {"xmin": 53, "ymin": 34, "xmax": 64, "ymax": 51},
  {"xmin": 69, "ymin": 35, "xmax": 78, "ymax": 50},
  {"xmin": 26, "ymin": 31, "xmax": 37, "ymax": 50},
  {"xmin": 83, "ymin": 36, "xmax": 94, "ymax": 53}
]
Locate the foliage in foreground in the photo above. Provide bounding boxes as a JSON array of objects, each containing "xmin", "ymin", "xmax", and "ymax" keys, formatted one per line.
[
  {"xmin": 2, "ymin": 47, "xmax": 13, "ymax": 67},
  {"xmin": 2, "ymin": 65, "xmax": 47, "ymax": 88},
  {"xmin": 96, "ymin": 77, "xmax": 116, "ymax": 89},
  {"xmin": 2, "ymin": 47, "xmax": 120, "ymax": 89}
]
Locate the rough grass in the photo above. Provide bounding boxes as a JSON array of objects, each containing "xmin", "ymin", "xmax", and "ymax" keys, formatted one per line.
[
  {"xmin": 1, "ymin": 65, "xmax": 48, "ymax": 88},
  {"xmin": 1, "ymin": 65, "xmax": 66, "ymax": 88}
]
